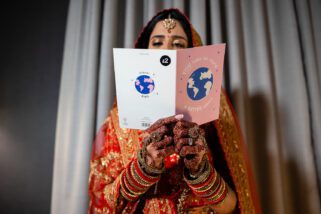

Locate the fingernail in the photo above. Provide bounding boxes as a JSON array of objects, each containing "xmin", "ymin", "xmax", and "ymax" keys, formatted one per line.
[{"xmin": 175, "ymin": 114, "xmax": 184, "ymax": 120}]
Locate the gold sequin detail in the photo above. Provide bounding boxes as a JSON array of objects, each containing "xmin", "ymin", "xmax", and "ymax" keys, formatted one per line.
[
  {"xmin": 214, "ymin": 92, "xmax": 256, "ymax": 213},
  {"xmin": 111, "ymin": 106, "xmax": 141, "ymax": 166}
]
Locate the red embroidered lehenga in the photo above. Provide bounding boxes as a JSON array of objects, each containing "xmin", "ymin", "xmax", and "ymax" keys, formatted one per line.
[{"xmin": 88, "ymin": 9, "xmax": 261, "ymax": 214}]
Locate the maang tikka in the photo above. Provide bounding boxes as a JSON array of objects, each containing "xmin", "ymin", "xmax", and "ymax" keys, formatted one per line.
[{"xmin": 162, "ymin": 14, "xmax": 176, "ymax": 33}]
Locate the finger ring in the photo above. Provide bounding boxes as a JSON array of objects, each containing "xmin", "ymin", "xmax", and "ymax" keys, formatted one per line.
[
  {"xmin": 150, "ymin": 131, "xmax": 162, "ymax": 142},
  {"xmin": 188, "ymin": 138, "xmax": 193, "ymax": 146},
  {"xmin": 189, "ymin": 126, "xmax": 200, "ymax": 139}
]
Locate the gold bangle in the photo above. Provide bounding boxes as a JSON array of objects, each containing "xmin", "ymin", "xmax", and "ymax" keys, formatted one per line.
[
  {"xmin": 184, "ymin": 161, "xmax": 211, "ymax": 185},
  {"xmin": 200, "ymin": 177, "xmax": 222, "ymax": 198},
  {"xmin": 136, "ymin": 156, "xmax": 162, "ymax": 181},
  {"xmin": 213, "ymin": 189, "xmax": 229, "ymax": 205},
  {"xmin": 122, "ymin": 171, "xmax": 146, "ymax": 196},
  {"xmin": 189, "ymin": 158, "xmax": 207, "ymax": 179},
  {"xmin": 207, "ymin": 178, "xmax": 227, "ymax": 202},
  {"xmin": 120, "ymin": 173, "xmax": 139, "ymax": 201},
  {"xmin": 213, "ymin": 180, "xmax": 227, "ymax": 201},
  {"xmin": 120, "ymin": 189, "xmax": 133, "ymax": 201},
  {"xmin": 120, "ymin": 188, "xmax": 137, "ymax": 202},
  {"xmin": 198, "ymin": 172, "xmax": 221, "ymax": 194},
  {"xmin": 131, "ymin": 160, "xmax": 160, "ymax": 188},
  {"xmin": 194, "ymin": 170, "xmax": 218, "ymax": 193},
  {"xmin": 130, "ymin": 162, "xmax": 153, "ymax": 187},
  {"xmin": 125, "ymin": 168, "xmax": 147, "ymax": 192},
  {"xmin": 137, "ymin": 149, "xmax": 165, "ymax": 175}
]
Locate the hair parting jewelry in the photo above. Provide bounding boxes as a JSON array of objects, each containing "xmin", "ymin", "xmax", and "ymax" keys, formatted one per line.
[{"xmin": 162, "ymin": 14, "xmax": 176, "ymax": 33}]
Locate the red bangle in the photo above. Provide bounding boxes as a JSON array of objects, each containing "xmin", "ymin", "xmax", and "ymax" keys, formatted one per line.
[
  {"xmin": 190, "ymin": 167, "xmax": 216, "ymax": 189},
  {"xmin": 120, "ymin": 173, "xmax": 139, "ymax": 201},
  {"xmin": 195, "ymin": 176, "xmax": 222, "ymax": 197},
  {"xmin": 133, "ymin": 159, "xmax": 160, "ymax": 183},
  {"xmin": 123, "ymin": 170, "xmax": 145, "ymax": 195},
  {"xmin": 204, "ymin": 178, "xmax": 228, "ymax": 203},
  {"xmin": 127, "ymin": 163, "xmax": 149, "ymax": 189}
]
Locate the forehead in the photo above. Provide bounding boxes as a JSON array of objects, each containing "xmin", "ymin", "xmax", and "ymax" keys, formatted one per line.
[{"xmin": 150, "ymin": 20, "xmax": 187, "ymax": 38}]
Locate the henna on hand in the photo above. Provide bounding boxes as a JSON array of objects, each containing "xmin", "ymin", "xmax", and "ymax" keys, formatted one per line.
[
  {"xmin": 146, "ymin": 114, "xmax": 183, "ymax": 133},
  {"xmin": 173, "ymin": 120, "xmax": 208, "ymax": 174},
  {"xmin": 180, "ymin": 142, "xmax": 206, "ymax": 173},
  {"xmin": 142, "ymin": 115, "xmax": 183, "ymax": 170},
  {"xmin": 146, "ymin": 135, "xmax": 175, "ymax": 168}
]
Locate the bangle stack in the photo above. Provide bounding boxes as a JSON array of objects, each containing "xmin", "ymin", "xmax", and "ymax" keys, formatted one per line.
[
  {"xmin": 120, "ymin": 158, "xmax": 160, "ymax": 201},
  {"xmin": 137, "ymin": 149, "xmax": 165, "ymax": 175},
  {"xmin": 184, "ymin": 161, "xmax": 228, "ymax": 204}
]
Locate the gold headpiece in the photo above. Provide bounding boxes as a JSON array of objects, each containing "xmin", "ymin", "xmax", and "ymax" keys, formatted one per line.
[{"xmin": 162, "ymin": 15, "xmax": 176, "ymax": 33}]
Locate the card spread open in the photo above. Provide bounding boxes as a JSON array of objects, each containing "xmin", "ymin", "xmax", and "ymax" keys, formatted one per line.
[{"xmin": 113, "ymin": 44, "xmax": 226, "ymax": 130}]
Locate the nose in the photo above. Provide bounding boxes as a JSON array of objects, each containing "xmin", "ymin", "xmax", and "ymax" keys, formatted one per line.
[{"xmin": 165, "ymin": 41, "xmax": 172, "ymax": 50}]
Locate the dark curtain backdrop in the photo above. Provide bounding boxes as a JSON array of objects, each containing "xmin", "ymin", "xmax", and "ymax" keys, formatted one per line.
[{"xmin": 0, "ymin": 1, "xmax": 69, "ymax": 213}]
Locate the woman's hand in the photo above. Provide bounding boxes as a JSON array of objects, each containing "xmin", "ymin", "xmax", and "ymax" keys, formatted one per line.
[
  {"xmin": 173, "ymin": 120, "xmax": 207, "ymax": 174},
  {"xmin": 142, "ymin": 115, "xmax": 183, "ymax": 170}
]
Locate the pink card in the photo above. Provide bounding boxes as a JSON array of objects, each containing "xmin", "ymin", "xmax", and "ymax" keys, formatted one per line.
[{"xmin": 176, "ymin": 44, "xmax": 226, "ymax": 125}]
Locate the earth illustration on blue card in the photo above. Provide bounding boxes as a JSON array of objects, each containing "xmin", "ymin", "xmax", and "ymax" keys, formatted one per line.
[
  {"xmin": 134, "ymin": 75, "xmax": 155, "ymax": 94},
  {"xmin": 186, "ymin": 67, "xmax": 213, "ymax": 101}
]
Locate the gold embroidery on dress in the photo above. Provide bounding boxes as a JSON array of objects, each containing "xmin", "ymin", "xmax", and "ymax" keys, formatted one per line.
[
  {"xmin": 214, "ymin": 93, "xmax": 255, "ymax": 213},
  {"xmin": 90, "ymin": 152, "xmax": 122, "ymax": 184},
  {"xmin": 103, "ymin": 175, "xmax": 121, "ymax": 210},
  {"xmin": 144, "ymin": 198, "xmax": 176, "ymax": 214},
  {"xmin": 96, "ymin": 96, "xmax": 256, "ymax": 213},
  {"xmin": 111, "ymin": 106, "xmax": 141, "ymax": 166},
  {"xmin": 177, "ymin": 188, "xmax": 189, "ymax": 213}
]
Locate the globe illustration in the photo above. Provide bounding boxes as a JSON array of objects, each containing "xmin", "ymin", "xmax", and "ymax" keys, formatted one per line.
[
  {"xmin": 135, "ymin": 75, "xmax": 155, "ymax": 94},
  {"xmin": 186, "ymin": 67, "xmax": 213, "ymax": 100}
]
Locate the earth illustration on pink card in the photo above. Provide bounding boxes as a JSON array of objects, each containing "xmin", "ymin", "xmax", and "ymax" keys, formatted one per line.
[
  {"xmin": 113, "ymin": 44, "xmax": 226, "ymax": 130},
  {"xmin": 176, "ymin": 44, "xmax": 225, "ymax": 125}
]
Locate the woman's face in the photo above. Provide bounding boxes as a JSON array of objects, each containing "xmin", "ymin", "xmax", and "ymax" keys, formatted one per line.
[{"xmin": 148, "ymin": 19, "xmax": 188, "ymax": 50}]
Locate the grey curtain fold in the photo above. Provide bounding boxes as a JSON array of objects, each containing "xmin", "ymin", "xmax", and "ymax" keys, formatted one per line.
[
  {"xmin": 190, "ymin": 0, "xmax": 206, "ymax": 42},
  {"xmin": 96, "ymin": 0, "xmax": 119, "ymax": 128},
  {"xmin": 51, "ymin": 0, "xmax": 102, "ymax": 213},
  {"xmin": 51, "ymin": 0, "xmax": 321, "ymax": 213},
  {"xmin": 266, "ymin": 0, "xmax": 320, "ymax": 213},
  {"xmin": 240, "ymin": 0, "xmax": 286, "ymax": 212},
  {"xmin": 296, "ymin": 0, "xmax": 321, "ymax": 198}
]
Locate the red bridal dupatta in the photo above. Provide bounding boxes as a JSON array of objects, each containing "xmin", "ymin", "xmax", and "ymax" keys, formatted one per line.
[{"xmin": 88, "ymin": 8, "xmax": 261, "ymax": 214}]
